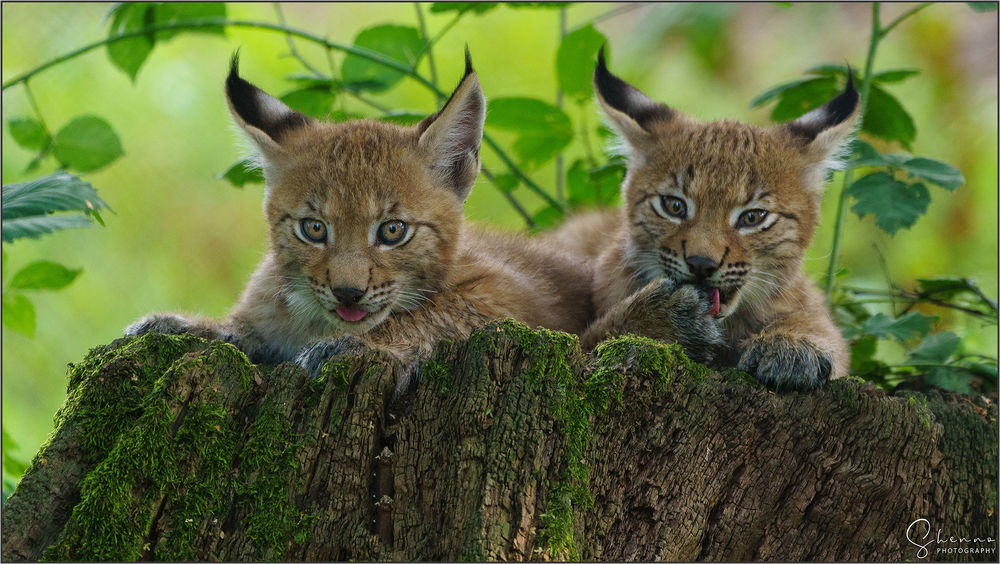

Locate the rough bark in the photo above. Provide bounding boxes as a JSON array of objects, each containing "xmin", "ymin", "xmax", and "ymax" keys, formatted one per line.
[{"xmin": 2, "ymin": 321, "xmax": 997, "ymax": 562}]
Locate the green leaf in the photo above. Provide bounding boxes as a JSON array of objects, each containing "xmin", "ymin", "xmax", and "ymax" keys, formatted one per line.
[
  {"xmin": 8, "ymin": 117, "xmax": 49, "ymax": 151},
  {"xmin": 967, "ymin": 2, "xmax": 998, "ymax": 12},
  {"xmin": 151, "ymin": 2, "xmax": 226, "ymax": 41},
  {"xmin": 340, "ymin": 25, "xmax": 424, "ymax": 92},
  {"xmin": 769, "ymin": 77, "xmax": 839, "ymax": 122},
  {"xmin": 279, "ymin": 86, "xmax": 336, "ymax": 118},
  {"xmin": 106, "ymin": 3, "xmax": 156, "ymax": 82},
  {"xmin": 900, "ymin": 157, "xmax": 964, "ymax": 191},
  {"xmin": 861, "ymin": 85, "xmax": 916, "ymax": 149},
  {"xmin": 429, "ymin": 2, "xmax": 499, "ymax": 14},
  {"xmin": 847, "ymin": 172, "xmax": 930, "ymax": 235},
  {"xmin": 52, "ymin": 116, "xmax": 124, "ymax": 172},
  {"xmin": 491, "ymin": 173, "xmax": 519, "ymax": 193},
  {"xmin": 873, "ymin": 69, "xmax": 920, "ymax": 83},
  {"xmin": 909, "ymin": 332, "xmax": 961, "ymax": 364},
  {"xmin": 486, "ymin": 97, "xmax": 573, "ymax": 169},
  {"xmin": 860, "ymin": 311, "xmax": 937, "ymax": 342},
  {"xmin": 9, "ymin": 261, "xmax": 81, "ymax": 291},
  {"xmin": 2, "ymin": 429, "xmax": 27, "ymax": 478},
  {"xmin": 2, "ymin": 293, "xmax": 36, "ymax": 338},
  {"xmin": 916, "ymin": 277, "xmax": 969, "ymax": 296},
  {"xmin": 849, "ymin": 334, "xmax": 880, "ymax": 374},
  {"xmin": 1, "ymin": 171, "xmax": 111, "ymax": 242},
  {"xmin": 566, "ymin": 160, "xmax": 594, "ymax": 207},
  {"xmin": 750, "ymin": 77, "xmax": 816, "ymax": 109},
  {"xmin": 804, "ymin": 63, "xmax": 849, "ymax": 77},
  {"xmin": 850, "ymin": 139, "xmax": 885, "ymax": 167},
  {"xmin": 2, "ymin": 215, "xmax": 95, "ymax": 243},
  {"xmin": 532, "ymin": 204, "xmax": 565, "ymax": 230},
  {"xmin": 556, "ymin": 24, "xmax": 607, "ymax": 103},
  {"xmin": 2, "ymin": 171, "xmax": 111, "ymax": 220},
  {"xmin": 378, "ymin": 111, "xmax": 427, "ymax": 125},
  {"xmin": 218, "ymin": 158, "xmax": 263, "ymax": 188}
]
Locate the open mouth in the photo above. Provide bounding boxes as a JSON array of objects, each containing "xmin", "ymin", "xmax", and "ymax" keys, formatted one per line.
[
  {"xmin": 334, "ymin": 306, "xmax": 369, "ymax": 322},
  {"xmin": 704, "ymin": 286, "xmax": 735, "ymax": 317}
]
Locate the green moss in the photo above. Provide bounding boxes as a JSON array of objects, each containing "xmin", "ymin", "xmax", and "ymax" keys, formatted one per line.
[
  {"xmin": 238, "ymin": 400, "xmax": 312, "ymax": 560},
  {"xmin": 592, "ymin": 334, "xmax": 701, "ymax": 394},
  {"xmin": 55, "ymin": 333, "xmax": 207, "ymax": 464},
  {"xmin": 421, "ymin": 350, "xmax": 453, "ymax": 393},
  {"xmin": 43, "ymin": 340, "xmax": 255, "ymax": 561},
  {"xmin": 906, "ymin": 394, "xmax": 934, "ymax": 430},
  {"xmin": 43, "ymin": 399, "xmax": 178, "ymax": 561},
  {"xmin": 319, "ymin": 356, "xmax": 355, "ymax": 390}
]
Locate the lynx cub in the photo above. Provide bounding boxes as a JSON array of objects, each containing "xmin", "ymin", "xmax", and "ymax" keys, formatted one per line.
[
  {"xmin": 568, "ymin": 50, "xmax": 859, "ymax": 391},
  {"xmin": 127, "ymin": 53, "xmax": 593, "ymax": 392}
]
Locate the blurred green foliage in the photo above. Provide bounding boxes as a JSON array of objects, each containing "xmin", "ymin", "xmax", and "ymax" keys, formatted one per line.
[{"xmin": 2, "ymin": 3, "xmax": 997, "ymax": 497}]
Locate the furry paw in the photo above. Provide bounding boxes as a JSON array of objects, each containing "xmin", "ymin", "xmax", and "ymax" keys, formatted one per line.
[
  {"xmin": 662, "ymin": 284, "xmax": 725, "ymax": 364},
  {"xmin": 738, "ymin": 334, "xmax": 832, "ymax": 392},
  {"xmin": 125, "ymin": 314, "xmax": 193, "ymax": 338},
  {"xmin": 296, "ymin": 336, "xmax": 369, "ymax": 380}
]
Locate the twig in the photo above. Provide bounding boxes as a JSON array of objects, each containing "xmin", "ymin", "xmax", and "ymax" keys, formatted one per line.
[
  {"xmin": 273, "ymin": 4, "xmax": 324, "ymax": 78},
  {"xmin": 413, "ymin": 2, "xmax": 439, "ymax": 96},
  {"xmin": 481, "ymin": 166, "xmax": 535, "ymax": 228}
]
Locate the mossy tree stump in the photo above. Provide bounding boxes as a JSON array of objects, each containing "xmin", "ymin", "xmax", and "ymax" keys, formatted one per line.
[{"xmin": 2, "ymin": 321, "xmax": 997, "ymax": 561}]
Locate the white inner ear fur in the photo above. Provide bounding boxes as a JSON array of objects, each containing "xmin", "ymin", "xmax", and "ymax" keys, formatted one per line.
[
  {"xmin": 596, "ymin": 99, "xmax": 652, "ymax": 169},
  {"xmin": 418, "ymin": 74, "xmax": 486, "ymax": 197},
  {"xmin": 797, "ymin": 115, "xmax": 859, "ymax": 195}
]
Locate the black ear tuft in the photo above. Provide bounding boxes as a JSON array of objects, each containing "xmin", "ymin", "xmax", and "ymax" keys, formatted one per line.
[
  {"xmin": 593, "ymin": 46, "xmax": 672, "ymax": 131},
  {"xmin": 464, "ymin": 44, "xmax": 474, "ymax": 78},
  {"xmin": 225, "ymin": 51, "xmax": 311, "ymax": 143},
  {"xmin": 784, "ymin": 67, "xmax": 860, "ymax": 143}
]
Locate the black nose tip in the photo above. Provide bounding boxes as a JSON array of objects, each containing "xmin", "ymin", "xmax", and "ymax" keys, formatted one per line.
[
  {"xmin": 686, "ymin": 255, "xmax": 719, "ymax": 279},
  {"xmin": 331, "ymin": 286, "xmax": 365, "ymax": 305}
]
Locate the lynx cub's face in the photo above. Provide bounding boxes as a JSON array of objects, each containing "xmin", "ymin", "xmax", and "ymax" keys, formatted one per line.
[
  {"xmin": 595, "ymin": 51, "xmax": 858, "ymax": 319},
  {"xmin": 226, "ymin": 54, "xmax": 485, "ymax": 336}
]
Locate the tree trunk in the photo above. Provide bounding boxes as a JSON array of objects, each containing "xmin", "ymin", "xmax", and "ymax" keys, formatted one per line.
[{"xmin": 2, "ymin": 321, "xmax": 997, "ymax": 561}]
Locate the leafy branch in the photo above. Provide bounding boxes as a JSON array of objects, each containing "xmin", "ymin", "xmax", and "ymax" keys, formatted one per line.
[{"xmin": 2, "ymin": 15, "xmax": 564, "ymax": 221}]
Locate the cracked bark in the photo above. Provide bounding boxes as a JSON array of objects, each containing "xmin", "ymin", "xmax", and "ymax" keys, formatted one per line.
[{"xmin": 2, "ymin": 323, "xmax": 997, "ymax": 562}]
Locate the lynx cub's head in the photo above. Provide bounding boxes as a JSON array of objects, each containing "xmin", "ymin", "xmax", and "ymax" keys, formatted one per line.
[
  {"xmin": 594, "ymin": 49, "xmax": 859, "ymax": 318},
  {"xmin": 226, "ymin": 52, "xmax": 485, "ymax": 335}
]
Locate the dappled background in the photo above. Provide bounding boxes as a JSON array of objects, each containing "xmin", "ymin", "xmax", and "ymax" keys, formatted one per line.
[{"xmin": 2, "ymin": 2, "xmax": 997, "ymax": 490}]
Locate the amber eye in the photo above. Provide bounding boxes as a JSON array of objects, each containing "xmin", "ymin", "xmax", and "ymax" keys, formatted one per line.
[
  {"xmin": 653, "ymin": 195, "xmax": 688, "ymax": 219},
  {"xmin": 298, "ymin": 218, "xmax": 327, "ymax": 243},
  {"xmin": 736, "ymin": 209, "xmax": 768, "ymax": 228},
  {"xmin": 377, "ymin": 220, "xmax": 408, "ymax": 246}
]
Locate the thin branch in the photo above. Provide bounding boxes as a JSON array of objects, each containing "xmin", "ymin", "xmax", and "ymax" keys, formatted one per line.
[
  {"xmin": 22, "ymin": 81, "xmax": 50, "ymax": 135},
  {"xmin": 481, "ymin": 166, "xmax": 536, "ymax": 228},
  {"xmin": 273, "ymin": 4, "xmax": 324, "ymax": 78},
  {"xmin": 482, "ymin": 136, "xmax": 565, "ymax": 212},
  {"xmin": 2, "ymin": 17, "xmax": 556, "ymax": 218},
  {"xmin": 580, "ymin": 2, "xmax": 651, "ymax": 29},
  {"xmin": 413, "ymin": 2, "xmax": 439, "ymax": 95},
  {"xmin": 554, "ymin": 6, "xmax": 567, "ymax": 205},
  {"xmin": 880, "ymin": 2, "xmax": 933, "ymax": 38}
]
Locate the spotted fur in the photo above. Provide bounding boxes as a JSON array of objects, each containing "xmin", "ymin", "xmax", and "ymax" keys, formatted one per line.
[
  {"xmin": 126, "ymin": 53, "xmax": 593, "ymax": 395},
  {"xmin": 564, "ymin": 49, "xmax": 859, "ymax": 390}
]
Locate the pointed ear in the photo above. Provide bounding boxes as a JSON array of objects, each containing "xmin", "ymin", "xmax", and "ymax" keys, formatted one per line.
[
  {"xmin": 225, "ymin": 52, "xmax": 313, "ymax": 156},
  {"xmin": 417, "ymin": 48, "xmax": 485, "ymax": 202},
  {"xmin": 593, "ymin": 46, "xmax": 674, "ymax": 158},
  {"xmin": 779, "ymin": 70, "xmax": 861, "ymax": 189}
]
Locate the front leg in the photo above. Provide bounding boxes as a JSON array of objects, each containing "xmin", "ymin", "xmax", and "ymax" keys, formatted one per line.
[
  {"xmin": 738, "ymin": 334, "xmax": 833, "ymax": 392},
  {"xmin": 296, "ymin": 336, "xmax": 370, "ymax": 380},
  {"xmin": 126, "ymin": 313, "xmax": 233, "ymax": 343},
  {"xmin": 582, "ymin": 279, "xmax": 724, "ymax": 364}
]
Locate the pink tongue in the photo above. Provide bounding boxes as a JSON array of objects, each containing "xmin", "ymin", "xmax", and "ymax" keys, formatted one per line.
[
  {"xmin": 335, "ymin": 307, "xmax": 368, "ymax": 322},
  {"xmin": 708, "ymin": 288, "xmax": 721, "ymax": 316}
]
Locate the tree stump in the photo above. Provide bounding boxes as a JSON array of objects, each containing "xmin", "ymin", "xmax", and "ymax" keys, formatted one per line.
[{"xmin": 2, "ymin": 321, "xmax": 997, "ymax": 561}]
